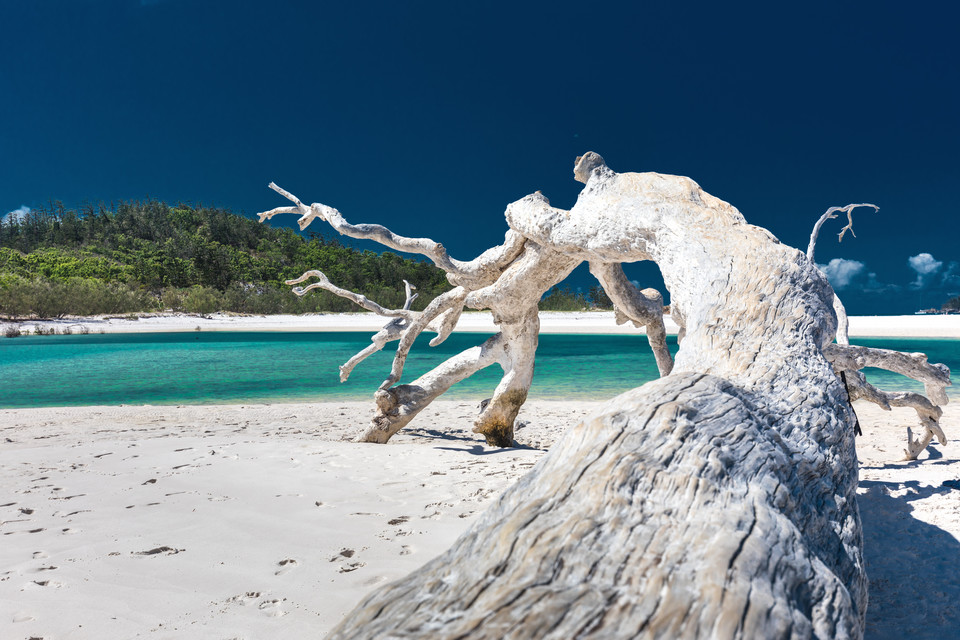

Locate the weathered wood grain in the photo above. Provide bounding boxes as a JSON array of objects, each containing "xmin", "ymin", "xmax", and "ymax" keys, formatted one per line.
[{"xmin": 260, "ymin": 152, "xmax": 949, "ymax": 638}]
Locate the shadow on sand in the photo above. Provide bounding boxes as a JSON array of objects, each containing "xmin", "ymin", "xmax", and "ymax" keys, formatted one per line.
[{"xmin": 858, "ymin": 478, "xmax": 960, "ymax": 639}]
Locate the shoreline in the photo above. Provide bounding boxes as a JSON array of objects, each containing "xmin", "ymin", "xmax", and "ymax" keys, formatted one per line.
[{"xmin": 5, "ymin": 311, "xmax": 960, "ymax": 338}]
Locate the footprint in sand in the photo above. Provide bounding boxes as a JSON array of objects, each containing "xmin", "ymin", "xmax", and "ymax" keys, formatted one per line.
[
  {"xmin": 257, "ymin": 598, "xmax": 287, "ymax": 617},
  {"xmin": 226, "ymin": 591, "xmax": 261, "ymax": 606},
  {"xmin": 32, "ymin": 565, "xmax": 57, "ymax": 573},
  {"xmin": 329, "ymin": 548, "xmax": 365, "ymax": 573},
  {"xmin": 329, "ymin": 548, "xmax": 355, "ymax": 561},
  {"xmin": 134, "ymin": 546, "xmax": 184, "ymax": 556},
  {"xmin": 22, "ymin": 579, "xmax": 63, "ymax": 590},
  {"xmin": 338, "ymin": 562, "xmax": 365, "ymax": 573},
  {"xmin": 275, "ymin": 558, "xmax": 298, "ymax": 575}
]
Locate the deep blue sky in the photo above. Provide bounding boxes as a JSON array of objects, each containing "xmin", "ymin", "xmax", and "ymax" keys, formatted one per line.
[{"xmin": 2, "ymin": 1, "xmax": 958, "ymax": 314}]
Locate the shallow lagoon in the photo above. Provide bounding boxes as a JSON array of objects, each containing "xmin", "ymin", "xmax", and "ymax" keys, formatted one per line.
[{"xmin": 1, "ymin": 332, "xmax": 957, "ymax": 408}]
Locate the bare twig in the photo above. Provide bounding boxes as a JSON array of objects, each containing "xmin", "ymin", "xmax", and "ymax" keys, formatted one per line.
[
  {"xmin": 285, "ymin": 270, "xmax": 416, "ymax": 320},
  {"xmin": 261, "ymin": 183, "xmax": 466, "ymax": 276},
  {"xmin": 806, "ymin": 203, "xmax": 879, "ymax": 263}
]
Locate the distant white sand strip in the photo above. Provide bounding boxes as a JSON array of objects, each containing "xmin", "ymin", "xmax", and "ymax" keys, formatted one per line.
[
  {"xmin": 2, "ymin": 400, "xmax": 959, "ymax": 637},
  {"xmin": 8, "ymin": 311, "xmax": 960, "ymax": 337}
]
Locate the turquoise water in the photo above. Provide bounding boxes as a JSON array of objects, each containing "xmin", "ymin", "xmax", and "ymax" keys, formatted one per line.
[{"xmin": 0, "ymin": 332, "xmax": 957, "ymax": 408}]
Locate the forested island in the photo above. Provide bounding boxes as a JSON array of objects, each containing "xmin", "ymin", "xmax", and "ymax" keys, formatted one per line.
[{"xmin": 0, "ymin": 201, "xmax": 608, "ymax": 319}]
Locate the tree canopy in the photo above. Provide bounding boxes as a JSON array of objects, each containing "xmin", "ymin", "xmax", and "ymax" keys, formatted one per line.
[{"xmin": 0, "ymin": 200, "xmax": 453, "ymax": 318}]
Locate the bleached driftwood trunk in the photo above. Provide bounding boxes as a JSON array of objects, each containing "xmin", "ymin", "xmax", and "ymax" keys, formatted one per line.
[
  {"xmin": 260, "ymin": 153, "xmax": 948, "ymax": 638},
  {"xmin": 316, "ymin": 154, "xmax": 950, "ymax": 639}
]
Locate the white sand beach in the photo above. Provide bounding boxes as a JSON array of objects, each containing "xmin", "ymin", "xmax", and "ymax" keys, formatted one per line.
[
  {"xmin": 2, "ymin": 399, "xmax": 959, "ymax": 638},
  {"xmin": 2, "ymin": 314, "xmax": 959, "ymax": 638},
  {"xmin": 8, "ymin": 310, "xmax": 960, "ymax": 337}
]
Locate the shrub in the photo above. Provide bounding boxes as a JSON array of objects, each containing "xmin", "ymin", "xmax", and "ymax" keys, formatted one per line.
[
  {"xmin": 0, "ymin": 276, "xmax": 155, "ymax": 318},
  {"xmin": 181, "ymin": 285, "xmax": 222, "ymax": 315},
  {"xmin": 539, "ymin": 286, "xmax": 589, "ymax": 311}
]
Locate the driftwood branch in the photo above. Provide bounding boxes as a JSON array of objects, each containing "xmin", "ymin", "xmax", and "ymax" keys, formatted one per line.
[
  {"xmin": 285, "ymin": 270, "xmax": 415, "ymax": 320},
  {"xmin": 826, "ymin": 344, "xmax": 950, "ymax": 459},
  {"xmin": 262, "ymin": 182, "xmax": 465, "ymax": 275},
  {"xmin": 805, "ymin": 203, "xmax": 879, "ymax": 346},
  {"xmin": 806, "ymin": 203, "xmax": 879, "ymax": 263},
  {"xmin": 824, "ymin": 343, "xmax": 950, "ymax": 403},
  {"xmin": 281, "ymin": 270, "xmax": 422, "ymax": 383},
  {"xmin": 380, "ymin": 287, "xmax": 468, "ymax": 391},
  {"xmin": 258, "ymin": 184, "xmax": 636, "ymax": 446},
  {"xmin": 338, "ymin": 280, "xmax": 417, "ymax": 383},
  {"xmin": 842, "ymin": 369, "xmax": 946, "ymax": 459},
  {"xmin": 589, "ymin": 261, "xmax": 673, "ymax": 376}
]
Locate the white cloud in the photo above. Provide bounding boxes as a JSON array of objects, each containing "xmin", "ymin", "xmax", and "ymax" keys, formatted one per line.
[
  {"xmin": 818, "ymin": 258, "xmax": 865, "ymax": 290},
  {"xmin": 908, "ymin": 252, "xmax": 943, "ymax": 289},
  {"xmin": 3, "ymin": 205, "xmax": 30, "ymax": 224},
  {"xmin": 909, "ymin": 253, "xmax": 943, "ymax": 275}
]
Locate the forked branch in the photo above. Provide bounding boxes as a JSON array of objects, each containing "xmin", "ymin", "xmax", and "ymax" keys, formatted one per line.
[
  {"xmin": 262, "ymin": 182, "xmax": 469, "ymax": 276},
  {"xmin": 285, "ymin": 270, "xmax": 416, "ymax": 320},
  {"xmin": 827, "ymin": 344, "xmax": 951, "ymax": 459},
  {"xmin": 806, "ymin": 203, "xmax": 876, "ymax": 345},
  {"xmin": 337, "ymin": 281, "xmax": 418, "ymax": 382},
  {"xmin": 380, "ymin": 287, "xmax": 469, "ymax": 390},
  {"xmin": 824, "ymin": 343, "xmax": 950, "ymax": 404},
  {"xmin": 806, "ymin": 203, "xmax": 879, "ymax": 263}
]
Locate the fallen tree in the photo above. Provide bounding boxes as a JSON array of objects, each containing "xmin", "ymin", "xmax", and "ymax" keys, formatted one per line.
[{"xmin": 261, "ymin": 153, "xmax": 949, "ymax": 638}]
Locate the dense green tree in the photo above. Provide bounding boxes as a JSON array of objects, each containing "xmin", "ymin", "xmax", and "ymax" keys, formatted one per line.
[
  {"xmin": 539, "ymin": 286, "xmax": 589, "ymax": 311},
  {"xmin": 0, "ymin": 200, "xmax": 451, "ymax": 318},
  {"xmin": 588, "ymin": 285, "xmax": 613, "ymax": 309}
]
